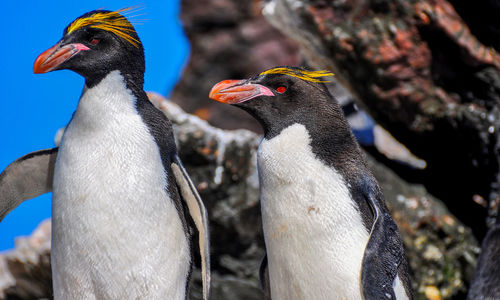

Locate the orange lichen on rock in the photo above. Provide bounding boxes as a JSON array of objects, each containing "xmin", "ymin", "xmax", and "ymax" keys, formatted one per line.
[{"xmin": 414, "ymin": 0, "xmax": 500, "ymax": 69}]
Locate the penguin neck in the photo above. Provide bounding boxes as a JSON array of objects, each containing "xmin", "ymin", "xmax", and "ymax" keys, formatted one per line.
[
  {"xmin": 68, "ymin": 71, "xmax": 143, "ymax": 137},
  {"xmin": 262, "ymin": 104, "xmax": 366, "ymax": 179},
  {"xmin": 81, "ymin": 69, "xmax": 149, "ymax": 106},
  {"xmin": 84, "ymin": 67, "xmax": 146, "ymax": 101}
]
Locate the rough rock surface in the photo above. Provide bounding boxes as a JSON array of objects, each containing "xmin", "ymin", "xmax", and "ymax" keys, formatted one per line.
[
  {"xmin": 0, "ymin": 96, "xmax": 478, "ymax": 299},
  {"xmin": 0, "ymin": 220, "xmax": 52, "ymax": 299},
  {"xmin": 171, "ymin": 0, "xmax": 301, "ymax": 132}
]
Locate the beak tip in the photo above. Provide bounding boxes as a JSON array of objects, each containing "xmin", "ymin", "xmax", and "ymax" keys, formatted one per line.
[
  {"xmin": 208, "ymin": 89, "xmax": 216, "ymax": 100},
  {"xmin": 33, "ymin": 56, "xmax": 44, "ymax": 74},
  {"xmin": 208, "ymin": 81, "xmax": 226, "ymax": 102},
  {"xmin": 209, "ymin": 80, "xmax": 245, "ymax": 103},
  {"xmin": 33, "ymin": 66, "xmax": 48, "ymax": 74},
  {"xmin": 33, "ymin": 55, "xmax": 50, "ymax": 74}
]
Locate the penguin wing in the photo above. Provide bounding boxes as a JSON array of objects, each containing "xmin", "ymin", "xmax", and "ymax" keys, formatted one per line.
[
  {"xmin": 0, "ymin": 148, "xmax": 58, "ymax": 222},
  {"xmin": 361, "ymin": 186, "xmax": 412, "ymax": 300},
  {"xmin": 170, "ymin": 155, "xmax": 211, "ymax": 300},
  {"xmin": 259, "ymin": 253, "xmax": 272, "ymax": 300},
  {"xmin": 467, "ymin": 224, "xmax": 500, "ymax": 299}
]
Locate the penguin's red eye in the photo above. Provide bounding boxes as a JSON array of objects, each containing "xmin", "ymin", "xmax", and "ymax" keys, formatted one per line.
[
  {"xmin": 276, "ymin": 86, "xmax": 286, "ymax": 93},
  {"xmin": 90, "ymin": 39, "xmax": 100, "ymax": 46}
]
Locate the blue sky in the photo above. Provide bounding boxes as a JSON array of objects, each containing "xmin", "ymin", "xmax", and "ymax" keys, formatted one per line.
[{"xmin": 0, "ymin": 1, "xmax": 188, "ymax": 250}]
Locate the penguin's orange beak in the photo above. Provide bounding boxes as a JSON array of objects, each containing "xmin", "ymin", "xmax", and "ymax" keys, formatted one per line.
[
  {"xmin": 34, "ymin": 42, "xmax": 90, "ymax": 74},
  {"xmin": 209, "ymin": 79, "xmax": 274, "ymax": 104}
]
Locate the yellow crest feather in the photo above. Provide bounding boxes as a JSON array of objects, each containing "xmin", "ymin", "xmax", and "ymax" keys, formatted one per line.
[
  {"xmin": 260, "ymin": 67, "xmax": 334, "ymax": 83},
  {"xmin": 66, "ymin": 7, "xmax": 141, "ymax": 47}
]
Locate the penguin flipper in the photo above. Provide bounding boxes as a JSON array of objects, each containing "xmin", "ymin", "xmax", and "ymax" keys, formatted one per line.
[
  {"xmin": 467, "ymin": 223, "xmax": 500, "ymax": 299},
  {"xmin": 259, "ymin": 253, "xmax": 272, "ymax": 300},
  {"xmin": 0, "ymin": 148, "xmax": 58, "ymax": 222},
  {"xmin": 361, "ymin": 184, "xmax": 412, "ymax": 300},
  {"xmin": 170, "ymin": 156, "xmax": 210, "ymax": 300}
]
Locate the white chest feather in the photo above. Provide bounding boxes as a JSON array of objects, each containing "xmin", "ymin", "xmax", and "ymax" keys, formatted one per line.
[
  {"xmin": 52, "ymin": 71, "xmax": 190, "ymax": 300},
  {"xmin": 257, "ymin": 124, "xmax": 370, "ymax": 300}
]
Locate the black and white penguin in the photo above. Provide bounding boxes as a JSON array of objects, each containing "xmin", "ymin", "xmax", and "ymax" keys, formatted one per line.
[
  {"xmin": 0, "ymin": 9, "xmax": 209, "ymax": 300},
  {"xmin": 209, "ymin": 66, "xmax": 412, "ymax": 300}
]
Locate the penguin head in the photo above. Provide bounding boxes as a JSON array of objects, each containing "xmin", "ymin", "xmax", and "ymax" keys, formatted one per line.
[
  {"xmin": 33, "ymin": 8, "xmax": 144, "ymax": 86},
  {"xmin": 209, "ymin": 66, "xmax": 335, "ymax": 135}
]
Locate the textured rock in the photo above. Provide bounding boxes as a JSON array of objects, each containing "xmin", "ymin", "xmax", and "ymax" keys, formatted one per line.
[
  {"xmin": 0, "ymin": 219, "xmax": 52, "ymax": 299},
  {"xmin": 366, "ymin": 154, "xmax": 478, "ymax": 299},
  {"xmin": 171, "ymin": 0, "xmax": 301, "ymax": 132},
  {"xmin": 0, "ymin": 96, "xmax": 478, "ymax": 299}
]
